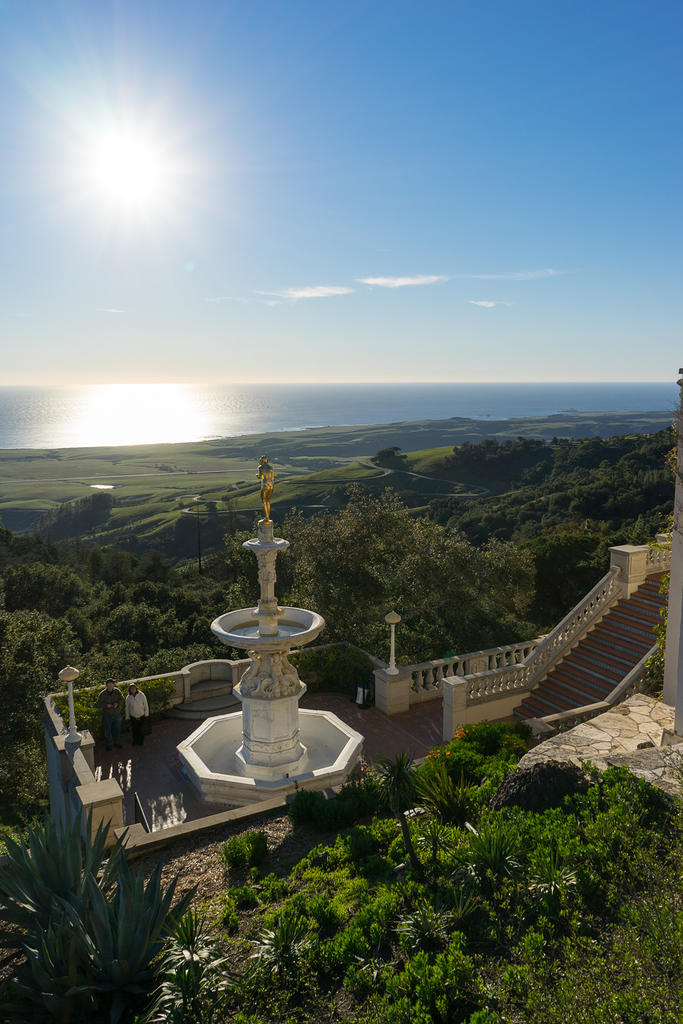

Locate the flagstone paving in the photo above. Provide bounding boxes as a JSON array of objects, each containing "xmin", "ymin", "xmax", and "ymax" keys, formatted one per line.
[{"xmin": 518, "ymin": 694, "xmax": 683, "ymax": 796}]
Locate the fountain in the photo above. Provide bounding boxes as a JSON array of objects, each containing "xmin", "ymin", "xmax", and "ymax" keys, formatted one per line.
[{"xmin": 177, "ymin": 457, "xmax": 363, "ymax": 805}]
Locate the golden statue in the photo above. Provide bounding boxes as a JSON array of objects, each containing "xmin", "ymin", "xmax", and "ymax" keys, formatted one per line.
[{"xmin": 257, "ymin": 455, "xmax": 275, "ymax": 522}]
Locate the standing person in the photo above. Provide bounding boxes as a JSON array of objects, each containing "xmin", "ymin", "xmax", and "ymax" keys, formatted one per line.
[
  {"xmin": 125, "ymin": 683, "xmax": 150, "ymax": 746},
  {"xmin": 96, "ymin": 678, "xmax": 124, "ymax": 751}
]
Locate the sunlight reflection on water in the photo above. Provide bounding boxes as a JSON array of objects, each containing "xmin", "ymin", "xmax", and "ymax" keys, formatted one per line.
[
  {"xmin": 63, "ymin": 383, "xmax": 217, "ymax": 447},
  {"xmin": 0, "ymin": 382, "xmax": 676, "ymax": 450}
]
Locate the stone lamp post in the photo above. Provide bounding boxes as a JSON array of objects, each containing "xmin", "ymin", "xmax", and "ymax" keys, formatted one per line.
[
  {"xmin": 385, "ymin": 611, "xmax": 401, "ymax": 675},
  {"xmin": 59, "ymin": 665, "xmax": 81, "ymax": 756}
]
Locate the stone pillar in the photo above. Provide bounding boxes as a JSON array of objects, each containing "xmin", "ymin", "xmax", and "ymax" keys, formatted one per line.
[
  {"xmin": 663, "ymin": 370, "xmax": 683, "ymax": 729},
  {"xmin": 374, "ymin": 666, "xmax": 411, "ymax": 715},
  {"xmin": 609, "ymin": 544, "xmax": 651, "ymax": 597},
  {"xmin": 442, "ymin": 675, "xmax": 468, "ymax": 741},
  {"xmin": 243, "ymin": 520, "xmax": 289, "ymax": 636}
]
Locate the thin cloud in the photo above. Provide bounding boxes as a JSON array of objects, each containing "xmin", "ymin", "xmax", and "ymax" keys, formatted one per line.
[
  {"xmin": 357, "ymin": 275, "xmax": 448, "ymax": 288},
  {"xmin": 98, "ymin": 307, "xmax": 126, "ymax": 313},
  {"xmin": 468, "ymin": 300, "xmax": 512, "ymax": 308},
  {"xmin": 456, "ymin": 268, "xmax": 566, "ymax": 281},
  {"xmin": 204, "ymin": 296, "xmax": 249, "ymax": 304},
  {"xmin": 256, "ymin": 285, "xmax": 354, "ymax": 300}
]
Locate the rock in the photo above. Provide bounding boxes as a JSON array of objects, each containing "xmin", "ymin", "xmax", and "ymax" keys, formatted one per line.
[{"xmin": 489, "ymin": 759, "xmax": 591, "ymax": 813}]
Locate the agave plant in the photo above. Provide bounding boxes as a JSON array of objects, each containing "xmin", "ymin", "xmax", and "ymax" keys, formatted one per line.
[
  {"xmin": 0, "ymin": 811, "xmax": 124, "ymax": 945},
  {"xmin": 0, "ymin": 812, "xmax": 194, "ymax": 1022},
  {"xmin": 142, "ymin": 910, "xmax": 231, "ymax": 1024},
  {"xmin": 396, "ymin": 898, "xmax": 453, "ymax": 952},
  {"xmin": 75, "ymin": 859, "xmax": 195, "ymax": 1020},
  {"xmin": 418, "ymin": 817, "xmax": 449, "ymax": 865},
  {"xmin": 416, "ymin": 764, "xmax": 478, "ymax": 826},
  {"xmin": 528, "ymin": 847, "xmax": 577, "ymax": 901},
  {"xmin": 252, "ymin": 913, "xmax": 312, "ymax": 980},
  {"xmin": 464, "ymin": 821, "xmax": 521, "ymax": 883}
]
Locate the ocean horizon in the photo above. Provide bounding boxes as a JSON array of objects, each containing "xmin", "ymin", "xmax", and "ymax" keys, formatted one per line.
[{"xmin": 0, "ymin": 381, "xmax": 677, "ymax": 451}]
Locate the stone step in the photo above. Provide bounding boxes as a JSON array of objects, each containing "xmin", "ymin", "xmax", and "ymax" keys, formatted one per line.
[
  {"xmin": 544, "ymin": 669, "xmax": 611, "ymax": 703},
  {"xmin": 628, "ymin": 591, "xmax": 666, "ymax": 613},
  {"xmin": 579, "ymin": 635, "xmax": 638, "ymax": 671},
  {"xmin": 603, "ymin": 612, "xmax": 658, "ymax": 643},
  {"xmin": 189, "ymin": 679, "xmax": 234, "ymax": 701},
  {"xmin": 167, "ymin": 692, "xmax": 241, "ymax": 720},
  {"xmin": 517, "ymin": 692, "xmax": 567, "ymax": 718},
  {"xmin": 559, "ymin": 652, "xmax": 623, "ymax": 687},
  {"xmin": 586, "ymin": 624, "xmax": 653, "ymax": 659},
  {"xmin": 614, "ymin": 601, "xmax": 663, "ymax": 627}
]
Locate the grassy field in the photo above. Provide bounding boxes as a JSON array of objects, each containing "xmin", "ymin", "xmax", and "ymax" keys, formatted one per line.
[{"xmin": 0, "ymin": 410, "xmax": 672, "ymax": 549}]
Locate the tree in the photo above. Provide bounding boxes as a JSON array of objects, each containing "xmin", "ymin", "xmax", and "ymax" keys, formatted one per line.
[
  {"xmin": 280, "ymin": 486, "xmax": 534, "ymax": 662},
  {"xmin": 377, "ymin": 752, "xmax": 422, "ymax": 874}
]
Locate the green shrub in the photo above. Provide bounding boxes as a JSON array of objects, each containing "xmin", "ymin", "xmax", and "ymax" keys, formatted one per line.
[
  {"xmin": 259, "ymin": 873, "xmax": 290, "ymax": 903},
  {"xmin": 382, "ymin": 933, "xmax": 479, "ymax": 1023},
  {"xmin": 419, "ymin": 721, "xmax": 530, "ymax": 788},
  {"xmin": 288, "ymin": 775, "xmax": 382, "ymax": 831},
  {"xmin": 232, "ymin": 884, "xmax": 260, "ymax": 909},
  {"xmin": 220, "ymin": 831, "xmax": 268, "ymax": 870},
  {"xmin": 220, "ymin": 895, "xmax": 239, "ymax": 932},
  {"xmin": 289, "ymin": 644, "xmax": 375, "ymax": 697},
  {"xmin": 53, "ymin": 677, "xmax": 175, "ymax": 738}
]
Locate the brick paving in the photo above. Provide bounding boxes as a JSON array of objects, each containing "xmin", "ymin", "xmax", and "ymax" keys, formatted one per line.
[{"xmin": 94, "ymin": 694, "xmax": 444, "ymax": 831}]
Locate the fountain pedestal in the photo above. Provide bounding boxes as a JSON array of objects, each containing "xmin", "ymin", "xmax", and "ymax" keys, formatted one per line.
[{"xmin": 177, "ymin": 514, "xmax": 363, "ymax": 805}]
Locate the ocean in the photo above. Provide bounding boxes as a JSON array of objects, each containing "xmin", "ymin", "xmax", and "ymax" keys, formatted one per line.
[{"xmin": 0, "ymin": 381, "xmax": 677, "ymax": 450}]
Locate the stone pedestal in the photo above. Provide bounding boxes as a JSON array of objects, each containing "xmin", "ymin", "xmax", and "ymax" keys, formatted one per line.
[
  {"xmin": 235, "ymin": 689, "xmax": 308, "ymax": 780},
  {"xmin": 234, "ymin": 645, "xmax": 309, "ymax": 778}
]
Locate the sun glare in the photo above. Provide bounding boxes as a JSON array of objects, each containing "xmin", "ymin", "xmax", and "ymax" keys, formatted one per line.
[{"xmin": 73, "ymin": 115, "xmax": 185, "ymax": 223}]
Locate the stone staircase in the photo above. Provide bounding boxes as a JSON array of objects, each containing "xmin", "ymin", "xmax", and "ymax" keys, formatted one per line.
[
  {"xmin": 515, "ymin": 575, "xmax": 666, "ymax": 719},
  {"xmin": 167, "ymin": 679, "xmax": 241, "ymax": 720}
]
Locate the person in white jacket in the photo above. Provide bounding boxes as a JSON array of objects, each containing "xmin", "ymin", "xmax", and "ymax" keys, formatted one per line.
[{"xmin": 126, "ymin": 683, "xmax": 150, "ymax": 746}]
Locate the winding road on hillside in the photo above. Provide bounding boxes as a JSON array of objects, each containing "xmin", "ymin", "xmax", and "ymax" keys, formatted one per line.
[{"xmin": 357, "ymin": 458, "xmax": 491, "ymax": 498}]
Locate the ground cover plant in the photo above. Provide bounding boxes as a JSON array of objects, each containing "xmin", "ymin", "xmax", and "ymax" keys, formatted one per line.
[
  {"xmin": 2, "ymin": 723, "xmax": 683, "ymax": 1022},
  {"xmin": 195, "ymin": 724, "xmax": 683, "ymax": 1024}
]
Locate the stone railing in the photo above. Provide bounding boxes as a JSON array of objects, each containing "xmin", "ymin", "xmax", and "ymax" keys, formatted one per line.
[
  {"xmin": 408, "ymin": 640, "xmax": 541, "ymax": 701},
  {"xmin": 440, "ymin": 566, "xmax": 623, "ymax": 738},
  {"xmin": 373, "ymin": 639, "xmax": 541, "ymax": 716},
  {"xmin": 43, "ymin": 696, "xmax": 124, "ymax": 847}
]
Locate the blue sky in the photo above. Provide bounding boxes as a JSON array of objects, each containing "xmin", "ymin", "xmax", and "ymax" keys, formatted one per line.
[{"xmin": 1, "ymin": 0, "xmax": 681, "ymax": 384}]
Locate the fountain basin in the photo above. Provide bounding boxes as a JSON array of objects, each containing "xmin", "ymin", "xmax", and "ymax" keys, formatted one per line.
[
  {"xmin": 177, "ymin": 709, "xmax": 363, "ymax": 805},
  {"xmin": 211, "ymin": 606, "xmax": 325, "ymax": 651}
]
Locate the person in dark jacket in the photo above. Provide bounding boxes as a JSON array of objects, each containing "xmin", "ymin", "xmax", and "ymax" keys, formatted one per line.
[{"xmin": 96, "ymin": 678, "xmax": 123, "ymax": 750}]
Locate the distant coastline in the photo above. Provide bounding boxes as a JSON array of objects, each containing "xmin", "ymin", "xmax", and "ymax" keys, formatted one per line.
[{"xmin": 0, "ymin": 381, "xmax": 676, "ymax": 451}]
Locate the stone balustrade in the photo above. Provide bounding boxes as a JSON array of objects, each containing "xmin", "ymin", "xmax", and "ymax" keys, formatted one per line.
[
  {"xmin": 373, "ymin": 539, "xmax": 670, "ymax": 738},
  {"xmin": 374, "ymin": 639, "xmax": 541, "ymax": 716},
  {"xmin": 43, "ymin": 696, "xmax": 124, "ymax": 847},
  {"xmin": 439, "ymin": 566, "xmax": 624, "ymax": 737}
]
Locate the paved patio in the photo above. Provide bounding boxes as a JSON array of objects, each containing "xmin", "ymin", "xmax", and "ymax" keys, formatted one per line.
[
  {"xmin": 94, "ymin": 694, "xmax": 443, "ymax": 831},
  {"xmin": 518, "ymin": 695, "xmax": 683, "ymax": 797}
]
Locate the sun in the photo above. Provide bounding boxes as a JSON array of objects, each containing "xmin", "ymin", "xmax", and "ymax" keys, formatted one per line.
[{"xmin": 76, "ymin": 117, "xmax": 181, "ymax": 220}]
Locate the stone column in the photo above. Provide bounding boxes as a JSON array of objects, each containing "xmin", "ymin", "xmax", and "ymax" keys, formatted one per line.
[{"xmin": 663, "ymin": 370, "xmax": 683, "ymax": 731}]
